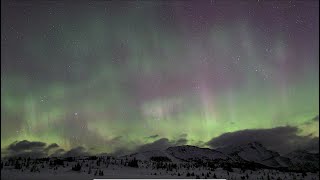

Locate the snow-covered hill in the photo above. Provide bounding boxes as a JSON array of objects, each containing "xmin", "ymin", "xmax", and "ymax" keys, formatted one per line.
[
  {"xmin": 216, "ymin": 142, "xmax": 292, "ymax": 168},
  {"xmin": 122, "ymin": 145, "xmax": 230, "ymax": 163},
  {"xmin": 1, "ymin": 142, "xmax": 319, "ymax": 180},
  {"xmin": 285, "ymin": 150, "xmax": 319, "ymax": 172},
  {"xmin": 122, "ymin": 142, "xmax": 319, "ymax": 172},
  {"xmin": 166, "ymin": 145, "xmax": 230, "ymax": 162},
  {"xmin": 120, "ymin": 150, "xmax": 181, "ymax": 163}
]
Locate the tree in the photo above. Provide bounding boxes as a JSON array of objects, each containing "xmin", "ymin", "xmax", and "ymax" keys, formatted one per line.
[
  {"xmin": 72, "ymin": 163, "xmax": 81, "ymax": 171},
  {"xmin": 30, "ymin": 165, "xmax": 40, "ymax": 173},
  {"xmin": 150, "ymin": 156, "xmax": 172, "ymax": 162},
  {"xmin": 14, "ymin": 161, "xmax": 22, "ymax": 169},
  {"xmin": 223, "ymin": 165, "xmax": 233, "ymax": 172},
  {"xmin": 99, "ymin": 170, "xmax": 104, "ymax": 176},
  {"xmin": 54, "ymin": 159, "xmax": 64, "ymax": 166},
  {"xmin": 128, "ymin": 158, "xmax": 139, "ymax": 168},
  {"xmin": 213, "ymin": 173, "xmax": 217, "ymax": 178}
]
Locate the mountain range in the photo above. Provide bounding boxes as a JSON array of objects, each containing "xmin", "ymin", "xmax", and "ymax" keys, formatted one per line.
[{"xmin": 122, "ymin": 141, "xmax": 319, "ymax": 172}]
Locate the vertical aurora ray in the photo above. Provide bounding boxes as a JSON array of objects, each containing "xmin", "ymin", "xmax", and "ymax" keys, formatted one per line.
[{"xmin": 1, "ymin": 1, "xmax": 318, "ymax": 154}]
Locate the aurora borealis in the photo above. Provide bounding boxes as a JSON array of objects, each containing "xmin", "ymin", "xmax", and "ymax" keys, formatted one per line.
[{"xmin": 1, "ymin": 1, "xmax": 319, "ymax": 156}]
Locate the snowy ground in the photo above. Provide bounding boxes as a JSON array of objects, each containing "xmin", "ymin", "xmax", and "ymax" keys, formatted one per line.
[{"xmin": 1, "ymin": 163, "xmax": 319, "ymax": 180}]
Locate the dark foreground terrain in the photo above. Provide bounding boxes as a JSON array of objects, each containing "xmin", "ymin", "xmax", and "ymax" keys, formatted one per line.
[{"xmin": 1, "ymin": 142, "xmax": 319, "ymax": 180}]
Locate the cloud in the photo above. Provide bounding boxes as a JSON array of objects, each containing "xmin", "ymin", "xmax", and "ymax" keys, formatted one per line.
[
  {"xmin": 110, "ymin": 135, "xmax": 188, "ymax": 156},
  {"xmin": 137, "ymin": 138, "xmax": 171, "ymax": 152},
  {"xmin": 44, "ymin": 143, "xmax": 59, "ymax": 152},
  {"xmin": 12, "ymin": 150, "xmax": 48, "ymax": 158},
  {"xmin": 136, "ymin": 137, "xmax": 188, "ymax": 152},
  {"xmin": 1, "ymin": 140, "xmax": 72, "ymax": 158},
  {"xmin": 5, "ymin": 140, "xmax": 48, "ymax": 158},
  {"xmin": 63, "ymin": 146, "xmax": 90, "ymax": 157},
  {"xmin": 304, "ymin": 115, "xmax": 319, "ymax": 125},
  {"xmin": 145, "ymin": 134, "xmax": 159, "ymax": 139},
  {"xmin": 8, "ymin": 140, "xmax": 46, "ymax": 152},
  {"xmin": 110, "ymin": 147, "xmax": 132, "ymax": 157},
  {"xmin": 109, "ymin": 137, "xmax": 188, "ymax": 156},
  {"xmin": 179, "ymin": 133, "xmax": 188, "ymax": 139},
  {"xmin": 50, "ymin": 149, "xmax": 65, "ymax": 157},
  {"xmin": 312, "ymin": 115, "xmax": 319, "ymax": 121},
  {"xmin": 110, "ymin": 136, "xmax": 123, "ymax": 143},
  {"xmin": 175, "ymin": 138, "xmax": 188, "ymax": 145},
  {"xmin": 206, "ymin": 126, "xmax": 319, "ymax": 154}
]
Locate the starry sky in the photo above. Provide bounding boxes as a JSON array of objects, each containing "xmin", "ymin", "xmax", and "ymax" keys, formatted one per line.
[{"xmin": 1, "ymin": 0, "xmax": 319, "ymax": 155}]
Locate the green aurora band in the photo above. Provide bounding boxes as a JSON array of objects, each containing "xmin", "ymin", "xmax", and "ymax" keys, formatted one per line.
[{"xmin": 1, "ymin": 1, "xmax": 319, "ymax": 154}]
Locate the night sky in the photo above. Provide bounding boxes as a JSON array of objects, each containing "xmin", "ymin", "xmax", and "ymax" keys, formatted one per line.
[{"xmin": 1, "ymin": 0, "xmax": 319, "ymax": 156}]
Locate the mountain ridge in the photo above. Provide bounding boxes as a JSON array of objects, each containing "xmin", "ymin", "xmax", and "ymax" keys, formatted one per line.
[{"xmin": 121, "ymin": 141, "xmax": 319, "ymax": 172}]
